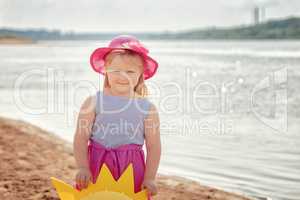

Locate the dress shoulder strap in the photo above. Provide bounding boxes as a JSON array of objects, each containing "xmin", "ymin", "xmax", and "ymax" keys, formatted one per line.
[
  {"xmin": 141, "ymin": 98, "xmax": 153, "ymax": 119},
  {"xmin": 95, "ymin": 91, "xmax": 101, "ymax": 114}
]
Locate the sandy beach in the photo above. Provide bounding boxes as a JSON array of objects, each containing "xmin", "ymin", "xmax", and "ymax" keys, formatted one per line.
[{"xmin": 0, "ymin": 116, "xmax": 252, "ymax": 200}]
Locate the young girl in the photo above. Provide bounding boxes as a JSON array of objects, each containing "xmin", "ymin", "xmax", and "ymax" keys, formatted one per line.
[{"xmin": 73, "ymin": 35, "xmax": 161, "ymax": 199}]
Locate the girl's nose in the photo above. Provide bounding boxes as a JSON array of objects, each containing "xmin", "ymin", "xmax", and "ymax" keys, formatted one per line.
[
  {"xmin": 118, "ymin": 81, "xmax": 129, "ymax": 85},
  {"xmin": 118, "ymin": 72, "xmax": 131, "ymax": 82}
]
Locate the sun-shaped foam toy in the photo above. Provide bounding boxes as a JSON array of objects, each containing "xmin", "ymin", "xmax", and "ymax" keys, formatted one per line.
[{"xmin": 51, "ymin": 163, "xmax": 148, "ymax": 200}]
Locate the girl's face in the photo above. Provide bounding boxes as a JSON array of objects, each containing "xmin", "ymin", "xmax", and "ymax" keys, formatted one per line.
[{"xmin": 105, "ymin": 54, "xmax": 143, "ymax": 95}]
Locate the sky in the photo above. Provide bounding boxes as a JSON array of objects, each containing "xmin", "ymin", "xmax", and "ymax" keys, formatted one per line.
[{"xmin": 0, "ymin": 0, "xmax": 299, "ymax": 32}]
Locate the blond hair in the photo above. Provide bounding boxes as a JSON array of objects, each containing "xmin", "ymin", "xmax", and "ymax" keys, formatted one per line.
[{"xmin": 103, "ymin": 49, "xmax": 148, "ymax": 97}]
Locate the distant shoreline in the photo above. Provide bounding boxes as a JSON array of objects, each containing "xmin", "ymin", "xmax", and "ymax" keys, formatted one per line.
[
  {"xmin": 1, "ymin": 16, "xmax": 300, "ymax": 41},
  {"xmin": 0, "ymin": 35, "xmax": 33, "ymax": 44}
]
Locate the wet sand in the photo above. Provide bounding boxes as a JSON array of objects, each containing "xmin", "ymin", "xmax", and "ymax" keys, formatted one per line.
[{"xmin": 0, "ymin": 116, "xmax": 252, "ymax": 200}]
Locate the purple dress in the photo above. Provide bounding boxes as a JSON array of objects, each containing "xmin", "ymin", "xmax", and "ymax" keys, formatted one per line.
[{"xmin": 76, "ymin": 90, "xmax": 153, "ymax": 199}]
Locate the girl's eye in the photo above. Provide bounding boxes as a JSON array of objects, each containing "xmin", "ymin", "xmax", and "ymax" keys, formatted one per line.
[
  {"xmin": 106, "ymin": 68, "xmax": 137, "ymax": 75},
  {"xmin": 108, "ymin": 69, "xmax": 121, "ymax": 73}
]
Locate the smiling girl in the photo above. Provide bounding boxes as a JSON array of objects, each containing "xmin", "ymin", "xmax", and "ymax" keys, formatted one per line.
[{"xmin": 73, "ymin": 35, "xmax": 161, "ymax": 199}]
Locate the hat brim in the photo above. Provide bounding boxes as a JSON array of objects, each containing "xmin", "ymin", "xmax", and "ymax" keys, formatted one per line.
[{"xmin": 90, "ymin": 47, "xmax": 158, "ymax": 80}]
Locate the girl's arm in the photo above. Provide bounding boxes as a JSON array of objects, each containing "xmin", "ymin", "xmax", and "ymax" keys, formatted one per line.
[
  {"xmin": 73, "ymin": 96, "xmax": 96, "ymax": 171},
  {"xmin": 144, "ymin": 103, "xmax": 161, "ymax": 182}
]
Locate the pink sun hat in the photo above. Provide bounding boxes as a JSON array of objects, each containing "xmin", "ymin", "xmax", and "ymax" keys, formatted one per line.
[{"xmin": 90, "ymin": 35, "xmax": 159, "ymax": 80}]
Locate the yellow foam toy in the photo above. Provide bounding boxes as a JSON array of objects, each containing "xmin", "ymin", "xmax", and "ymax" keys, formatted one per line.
[{"xmin": 51, "ymin": 163, "xmax": 148, "ymax": 200}]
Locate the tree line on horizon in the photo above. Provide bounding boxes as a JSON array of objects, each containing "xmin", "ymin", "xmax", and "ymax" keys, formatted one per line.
[{"xmin": 1, "ymin": 17, "xmax": 299, "ymax": 41}]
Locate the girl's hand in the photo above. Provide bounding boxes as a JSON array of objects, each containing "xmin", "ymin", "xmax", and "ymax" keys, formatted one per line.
[
  {"xmin": 141, "ymin": 179, "xmax": 158, "ymax": 196},
  {"xmin": 75, "ymin": 167, "xmax": 92, "ymax": 190}
]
